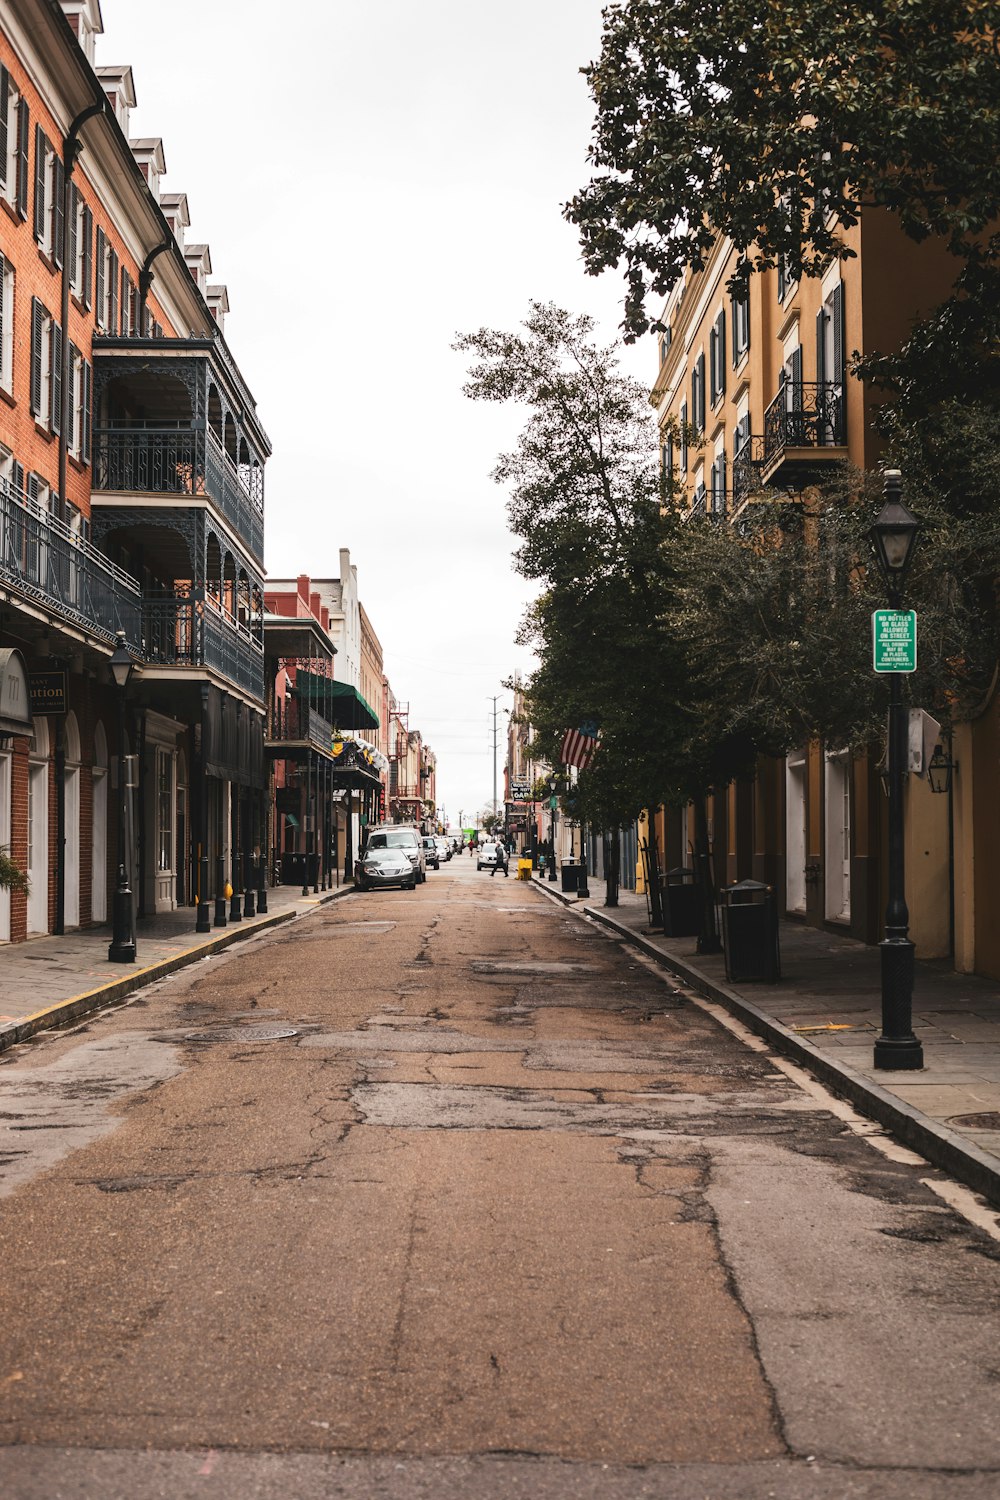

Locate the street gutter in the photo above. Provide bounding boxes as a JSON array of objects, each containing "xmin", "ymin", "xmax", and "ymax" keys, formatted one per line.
[
  {"xmin": 532, "ymin": 875, "xmax": 1000, "ymax": 1212},
  {"xmin": 0, "ymin": 885, "xmax": 355, "ymax": 1057}
]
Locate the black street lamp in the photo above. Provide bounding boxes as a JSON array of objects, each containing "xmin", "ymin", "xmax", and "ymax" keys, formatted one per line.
[
  {"xmin": 547, "ymin": 776, "xmax": 558, "ymax": 881},
  {"xmin": 108, "ymin": 631, "xmax": 136, "ymax": 964},
  {"xmin": 869, "ymin": 470, "xmax": 923, "ymax": 1070}
]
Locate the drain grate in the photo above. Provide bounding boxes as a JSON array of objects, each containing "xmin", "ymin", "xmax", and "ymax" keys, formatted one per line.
[
  {"xmin": 950, "ymin": 1111, "xmax": 1000, "ymax": 1131},
  {"xmin": 185, "ymin": 1025, "xmax": 299, "ymax": 1044}
]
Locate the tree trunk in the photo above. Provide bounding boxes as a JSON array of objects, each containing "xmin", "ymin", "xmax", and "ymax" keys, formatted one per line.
[{"xmin": 693, "ymin": 793, "xmax": 722, "ymax": 953}]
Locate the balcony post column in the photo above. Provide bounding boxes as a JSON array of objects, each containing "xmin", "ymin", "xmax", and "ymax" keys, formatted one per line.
[
  {"xmin": 229, "ymin": 780, "xmax": 242, "ymax": 921},
  {"xmin": 243, "ymin": 783, "xmax": 256, "ymax": 919},
  {"xmin": 214, "ymin": 780, "xmax": 227, "ymax": 927}
]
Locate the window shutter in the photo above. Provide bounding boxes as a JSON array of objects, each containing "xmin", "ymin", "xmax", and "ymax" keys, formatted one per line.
[
  {"xmin": 82, "ymin": 205, "xmax": 92, "ymax": 307},
  {"xmin": 790, "ymin": 346, "xmax": 803, "ymax": 413},
  {"xmin": 82, "ymin": 359, "xmax": 91, "ymax": 464},
  {"xmin": 680, "ymin": 400, "xmax": 688, "ymax": 471},
  {"xmin": 816, "ymin": 308, "xmax": 827, "ymax": 390},
  {"xmin": 33, "ymin": 125, "xmax": 46, "ymax": 242},
  {"xmin": 831, "ymin": 283, "xmax": 844, "ymax": 387},
  {"xmin": 30, "ymin": 297, "xmax": 43, "ymax": 416},
  {"xmin": 666, "ymin": 435, "xmax": 674, "ymax": 480},
  {"xmin": 120, "ymin": 266, "xmax": 128, "ymax": 335},
  {"xmin": 696, "ymin": 352, "xmax": 706, "ymax": 431},
  {"xmin": 12, "ymin": 459, "xmax": 24, "ymax": 495},
  {"xmin": 16, "ymin": 99, "xmax": 29, "ymax": 219},
  {"xmin": 109, "ymin": 248, "xmax": 119, "ymax": 334},
  {"xmin": 68, "ymin": 183, "xmax": 78, "ymax": 286},
  {"xmin": 0, "ymin": 257, "xmax": 5, "ymax": 378},
  {"xmin": 709, "ymin": 326, "xmax": 718, "ymax": 406},
  {"xmin": 95, "ymin": 226, "xmax": 105, "ymax": 326},
  {"xmin": 0, "ymin": 68, "xmax": 8, "ymax": 191},
  {"xmin": 717, "ymin": 310, "xmax": 726, "ymax": 398},
  {"xmin": 51, "ymin": 319, "xmax": 62, "ymax": 434},
  {"xmin": 51, "ymin": 155, "xmax": 64, "ymax": 268}
]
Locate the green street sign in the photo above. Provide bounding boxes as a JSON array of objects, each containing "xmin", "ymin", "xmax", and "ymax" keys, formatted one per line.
[{"xmin": 872, "ymin": 609, "xmax": 917, "ymax": 673}]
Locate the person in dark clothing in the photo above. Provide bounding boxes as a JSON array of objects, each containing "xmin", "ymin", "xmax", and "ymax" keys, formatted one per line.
[{"xmin": 491, "ymin": 839, "xmax": 509, "ymax": 877}]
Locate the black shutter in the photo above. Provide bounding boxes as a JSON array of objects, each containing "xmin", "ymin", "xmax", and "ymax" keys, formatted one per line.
[
  {"xmin": 95, "ymin": 226, "xmax": 105, "ymax": 326},
  {"xmin": 81, "ymin": 204, "xmax": 92, "ymax": 307},
  {"xmin": 68, "ymin": 183, "xmax": 78, "ymax": 286},
  {"xmin": 30, "ymin": 297, "xmax": 43, "ymax": 416},
  {"xmin": 33, "ymin": 125, "xmax": 46, "ymax": 242},
  {"xmin": 82, "ymin": 359, "xmax": 91, "ymax": 463},
  {"xmin": 680, "ymin": 400, "xmax": 688, "ymax": 471},
  {"xmin": 12, "ymin": 459, "xmax": 24, "ymax": 495},
  {"xmin": 109, "ymin": 248, "xmax": 119, "ymax": 334},
  {"xmin": 0, "ymin": 68, "xmax": 8, "ymax": 192},
  {"xmin": 697, "ymin": 352, "xmax": 706, "ymax": 430},
  {"xmin": 717, "ymin": 310, "xmax": 726, "ymax": 398},
  {"xmin": 831, "ymin": 282, "xmax": 844, "ymax": 387},
  {"xmin": 816, "ymin": 308, "xmax": 827, "ymax": 390},
  {"xmin": 51, "ymin": 319, "xmax": 62, "ymax": 434},
  {"xmin": 51, "ymin": 155, "xmax": 64, "ymax": 268},
  {"xmin": 16, "ymin": 100, "xmax": 29, "ymax": 219},
  {"xmin": 709, "ymin": 325, "xmax": 718, "ymax": 406}
]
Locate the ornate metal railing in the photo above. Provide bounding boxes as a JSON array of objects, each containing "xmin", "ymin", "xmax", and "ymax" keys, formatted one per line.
[
  {"xmin": 93, "ymin": 425, "xmax": 264, "ymax": 562},
  {"xmin": 141, "ymin": 595, "xmax": 264, "ymax": 699},
  {"xmin": 0, "ymin": 475, "xmax": 141, "ymax": 645},
  {"xmin": 267, "ymin": 697, "xmax": 331, "ymax": 752},
  {"xmin": 763, "ymin": 382, "xmax": 846, "ymax": 467},
  {"xmin": 733, "ymin": 436, "xmax": 765, "ymax": 502}
]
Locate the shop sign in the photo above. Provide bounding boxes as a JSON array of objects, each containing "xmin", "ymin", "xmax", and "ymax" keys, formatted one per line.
[{"xmin": 29, "ymin": 669, "xmax": 67, "ymax": 716}]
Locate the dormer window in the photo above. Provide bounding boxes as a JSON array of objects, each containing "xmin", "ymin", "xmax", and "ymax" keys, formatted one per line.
[
  {"xmin": 95, "ymin": 66, "xmax": 136, "ymax": 136},
  {"xmin": 130, "ymin": 138, "xmax": 166, "ymax": 203},
  {"xmin": 59, "ymin": 1, "xmax": 103, "ymax": 64},
  {"xmin": 184, "ymin": 244, "xmax": 212, "ymax": 293}
]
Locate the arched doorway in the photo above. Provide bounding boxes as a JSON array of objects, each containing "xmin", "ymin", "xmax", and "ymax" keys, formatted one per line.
[
  {"xmin": 28, "ymin": 718, "xmax": 50, "ymax": 935},
  {"xmin": 64, "ymin": 711, "xmax": 81, "ymax": 928},
  {"xmin": 92, "ymin": 721, "xmax": 109, "ymax": 923}
]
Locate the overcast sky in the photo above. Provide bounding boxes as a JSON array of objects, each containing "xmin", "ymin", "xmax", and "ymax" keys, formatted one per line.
[{"xmin": 96, "ymin": 0, "xmax": 652, "ymax": 826}]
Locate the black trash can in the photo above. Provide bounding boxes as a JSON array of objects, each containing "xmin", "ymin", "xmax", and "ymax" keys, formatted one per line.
[
  {"xmin": 561, "ymin": 861, "xmax": 581, "ymax": 893},
  {"xmin": 281, "ymin": 852, "xmax": 306, "ymax": 886},
  {"xmin": 721, "ymin": 879, "xmax": 781, "ymax": 982},
  {"xmin": 660, "ymin": 866, "xmax": 702, "ymax": 938}
]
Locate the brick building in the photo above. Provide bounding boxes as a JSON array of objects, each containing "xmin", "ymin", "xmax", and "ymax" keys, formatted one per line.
[{"xmin": 1, "ymin": 0, "xmax": 270, "ymax": 945}]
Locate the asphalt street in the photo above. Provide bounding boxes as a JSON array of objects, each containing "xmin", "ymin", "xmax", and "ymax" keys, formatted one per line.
[{"xmin": 0, "ymin": 857, "xmax": 998, "ymax": 1499}]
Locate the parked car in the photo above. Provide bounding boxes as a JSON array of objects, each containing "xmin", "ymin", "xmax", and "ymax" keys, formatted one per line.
[
  {"xmin": 363, "ymin": 825, "xmax": 427, "ymax": 882},
  {"xmin": 477, "ymin": 841, "xmax": 500, "ymax": 870},
  {"xmin": 421, "ymin": 835, "xmax": 440, "ymax": 870},
  {"xmin": 434, "ymin": 836, "xmax": 452, "ymax": 862},
  {"xmin": 355, "ymin": 845, "xmax": 417, "ymax": 891}
]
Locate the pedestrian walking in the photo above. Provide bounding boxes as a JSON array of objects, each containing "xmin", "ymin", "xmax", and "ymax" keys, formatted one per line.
[{"xmin": 491, "ymin": 838, "xmax": 509, "ymax": 878}]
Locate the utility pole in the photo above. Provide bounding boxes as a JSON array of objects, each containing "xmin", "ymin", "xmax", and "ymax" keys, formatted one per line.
[{"xmin": 488, "ymin": 695, "xmax": 502, "ymax": 822}]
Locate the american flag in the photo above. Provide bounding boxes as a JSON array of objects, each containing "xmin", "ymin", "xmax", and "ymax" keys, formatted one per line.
[{"xmin": 559, "ymin": 724, "xmax": 600, "ymax": 771}]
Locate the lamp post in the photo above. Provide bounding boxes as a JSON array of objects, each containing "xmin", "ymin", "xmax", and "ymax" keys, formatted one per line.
[
  {"xmin": 547, "ymin": 776, "xmax": 558, "ymax": 881},
  {"xmin": 869, "ymin": 470, "xmax": 923, "ymax": 1071},
  {"xmin": 108, "ymin": 631, "xmax": 136, "ymax": 964}
]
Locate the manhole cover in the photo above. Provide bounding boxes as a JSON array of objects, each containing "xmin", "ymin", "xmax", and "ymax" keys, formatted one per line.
[
  {"xmin": 949, "ymin": 1111, "xmax": 1000, "ymax": 1131},
  {"xmin": 185, "ymin": 1025, "xmax": 299, "ymax": 1044}
]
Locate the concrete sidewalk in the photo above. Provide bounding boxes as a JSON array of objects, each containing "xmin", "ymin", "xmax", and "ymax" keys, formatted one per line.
[
  {"xmin": 0, "ymin": 880, "xmax": 353, "ymax": 1053},
  {"xmin": 534, "ymin": 871, "xmax": 1000, "ymax": 1210}
]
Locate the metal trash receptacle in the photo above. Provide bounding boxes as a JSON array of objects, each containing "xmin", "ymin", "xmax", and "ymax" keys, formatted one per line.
[
  {"xmin": 561, "ymin": 862, "xmax": 581, "ymax": 893},
  {"xmin": 721, "ymin": 879, "xmax": 781, "ymax": 982},
  {"xmin": 660, "ymin": 866, "xmax": 702, "ymax": 937}
]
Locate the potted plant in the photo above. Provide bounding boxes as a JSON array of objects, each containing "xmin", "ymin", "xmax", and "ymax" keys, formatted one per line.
[{"xmin": 0, "ymin": 847, "xmax": 29, "ymax": 897}]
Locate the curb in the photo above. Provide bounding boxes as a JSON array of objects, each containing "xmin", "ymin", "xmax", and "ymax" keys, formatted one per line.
[
  {"xmin": 532, "ymin": 876, "xmax": 1000, "ymax": 1210},
  {"xmin": 0, "ymin": 883, "xmax": 355, "ymax": 1057}
]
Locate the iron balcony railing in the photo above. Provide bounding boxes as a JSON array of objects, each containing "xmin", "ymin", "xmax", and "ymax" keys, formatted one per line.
[
  {"xmin": 267, "ymin": 697, "xmax": 332, "ymax": 753},
  {"xmin": 0, "ymin": 475, "xmax": 141, "ymax": 645},
  {"xmin": 763, "ymin": 382, "xmax": 846, "ymax": 467},
  {"xmin": 141, "ymin": 594, "xmax": 264, "ymax": 700},
  {"xmin": 93, "ymin": 424, "xmax": 265, "ymax": 562}
]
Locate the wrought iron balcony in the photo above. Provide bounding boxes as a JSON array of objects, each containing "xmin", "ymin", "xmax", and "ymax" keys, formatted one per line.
[
  {"xmin": 93, "ymin": 424, "xmax": 264, "ymax": 562},
  {"xmin": 0, "ymin": 474, "xmax": 141, "ymax": 646},
  {"xmin": 762, "ymin": 382, "xmax": 846, "ymax": 485},
  {"xmin": 141, "ymin": 594, "xmax": 264, "ymax": 700},
  {"xmin": 683, "ymin": 486, "xmax": 728, "ymax": 522},
  {"xmin": 266, "ymin": 696, "xmax": 332, "ymax": 754}
]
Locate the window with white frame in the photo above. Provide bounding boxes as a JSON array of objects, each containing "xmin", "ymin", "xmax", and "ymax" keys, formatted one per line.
[
  {"xmin": 33, "ymin": 126, "xmax": 62, "ymax": 262},
  {"xmin": 94, "ymin": 227, "xmax": 119, "ymax": 332},
  {"xmin": 0, "ymin": 66, "xmax": 22, "ymax": 211},
  {"xmin": 731, "ymin": 285, "xmax": 750, "ymax": 365},
  {"xmin": 710, "ymin": 439, "xmax": 727, "ymax": 514},
  {"xmin": 30, "ymin": 297, "xmax": 52, "ymax": 425},
  {"xmin": 709, "ymin": 308, "xmax": 726, "ymax": 406},
  {"xmin": 0, "ymin": 254, "xmax": 13, "ymax": 396},
  {"xmin": 679, "ymin": 399, "xmax": 689, "ymax": 474},
  {"xmin": 68, "ymin": 185, "xmax": 92, "ymax": 306}
]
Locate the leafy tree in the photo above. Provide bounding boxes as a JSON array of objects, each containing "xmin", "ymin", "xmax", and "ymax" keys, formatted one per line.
[{"xmin": 567, "ymin": 0, "xmax": 1000, "ymax": 338}]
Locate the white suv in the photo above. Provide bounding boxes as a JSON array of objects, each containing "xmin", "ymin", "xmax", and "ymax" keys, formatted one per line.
[{"xmin": 363, "ymin": 825, "xmax": 427, "ymax": 882}]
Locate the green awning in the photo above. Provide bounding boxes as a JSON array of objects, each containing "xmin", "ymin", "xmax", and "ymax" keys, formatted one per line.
[{"xmin": 294, "ymin": 671, "xmax": 379, "ymax": 731}]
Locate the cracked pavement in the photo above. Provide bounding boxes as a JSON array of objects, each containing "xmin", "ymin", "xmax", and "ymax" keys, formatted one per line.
[{"xmin": 0, "ymin": 859, "xmax": 998, "ymax": 1499}]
